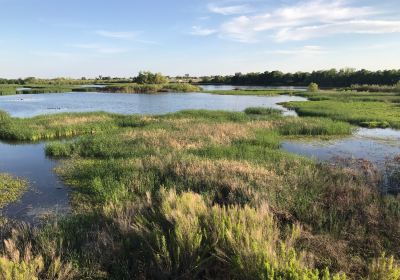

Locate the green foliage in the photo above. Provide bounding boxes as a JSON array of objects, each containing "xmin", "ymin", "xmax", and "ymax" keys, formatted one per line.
[
  {"xmin": 308, "ymin": 82, "xmax": 319, "ymax": 92},
  {"xmin": 101, "ymin": 82, "xmax": 200, "ymax": 93},
  {"xmin": 0, "ymin": 238, "xmax": 76, "ymax": 280},
  {"xmin": 135, "ymin": 71, "xmax": 169, "ymax": 84},
  {"xmin": 128, "ymin": 189, "xmax": 344, "ymax": 279},
  {"xmin": 351, "ymin": 84, "xmax": 400, "ymax": 93},
  {"xmin": 201, "ymin": 68, "xmax": 400, "ymax": 87}
]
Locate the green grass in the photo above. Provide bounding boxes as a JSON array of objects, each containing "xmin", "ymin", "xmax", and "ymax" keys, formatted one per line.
[
  {"xmin": 284, "ymin": 100, "xmax": 400, "ymax": 128},
  {"xmin": 204, "ymin": 89, "xmax": 299, "ymax": 96},
  {"xmin": 0, "ymin": 173, "xmax": 27, "ymax": 208},
  {"xmin": 276, "ymin": 117, "xmax": 354, "ymax": 136},
  {"xmin": 297, "ymin": 90, "xmax": 400, "ymax": 103},
  {"xmin": 244, "ymin": 107, "xmax": 283, "ymax": 116},
  {"xmin": 0, "ymin": 111, "xmax": 118, "ymax": 141},
  {"xmin": 0, "ymin": 85, "xmax": 18, "ymax": 95}
]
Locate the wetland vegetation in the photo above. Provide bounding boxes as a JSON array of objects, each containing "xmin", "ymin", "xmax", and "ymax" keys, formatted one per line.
[{"xmin": 0, "ymin": 105, "xmax": 397, "ymax": 279}]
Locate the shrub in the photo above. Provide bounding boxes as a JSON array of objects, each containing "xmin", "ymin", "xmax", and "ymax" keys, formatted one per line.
[
  {"xmin": 308, "ymin": 83, "xmax": 319, "ymax": 93},
  {"xmin": 126, "ymin": 189, "xmax": 343, "ymax": 279},
  {"xmin": 135, "ymin": 71, "xmax": 168, "ymax": 84},
  {"xmin": 0, "ymin": 238, "xmax": 76, "ymax": 280},
  {"xmin": 368, "ymin": 255, "xmax": 400, "ymax": 280}
]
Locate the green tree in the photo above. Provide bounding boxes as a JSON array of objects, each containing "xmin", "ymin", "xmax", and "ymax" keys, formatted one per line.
[
  {"xmin": 308, "ymin": 82, "xmax": 319, "ymax": 92},
  {"xmin": 135, "ymin": 71, "xmax": 168, "ymax": 84}
]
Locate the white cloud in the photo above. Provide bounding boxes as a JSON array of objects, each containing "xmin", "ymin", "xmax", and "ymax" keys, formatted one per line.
[
  {"xmin": 207, "ymin": 4, "xmax": 252, "ymax": 15},
  {"xmin": 191, "ymin": 26, "xmax": 217, "ymax": 36},
  {"xmin": 210, "ymin": 0, "xmax": 400, "ymax": 42},
  {"xmin": 275, "ymin": 20, "xmax": 400, "ymax": 41},
  {"xmin": 95, "ymin": 30, "xmax": 137, "ymax": 39}
]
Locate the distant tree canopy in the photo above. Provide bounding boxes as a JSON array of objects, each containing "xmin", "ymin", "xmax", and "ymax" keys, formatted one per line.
[
  {"xmin": 200, "ymin": 69, "xmax": 400, "ymax": 87},
  {"xmin": 134, "ymin": 71, "xmax": 168, "ymax": 84}
]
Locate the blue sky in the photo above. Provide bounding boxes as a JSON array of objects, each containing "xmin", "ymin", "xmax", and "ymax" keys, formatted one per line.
[{"xmin": 0, "ymin": 0, "xmax": 400, "ymax": 78}]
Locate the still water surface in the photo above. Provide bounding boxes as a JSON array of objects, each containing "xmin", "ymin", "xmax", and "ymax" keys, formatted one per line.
[
  {"xmin": 0, "ymin": 92, "xmax": 305, "ymax": 117},
  {"xmin": 0, "ymin": 141, "xmax": 69, "ymax": 221},
  {"xmin": 282, "ymin": 128, "xmax": 400, "ymax": 168}
]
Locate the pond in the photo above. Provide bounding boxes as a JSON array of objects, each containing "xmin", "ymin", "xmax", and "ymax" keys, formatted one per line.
[
  {"xmin": 0, "ymin": 141, "xmax": 69, "ymax": 222},
  {"xmin": 282, "ymin": 128, "xmax": 400, "ymax": 193},
  {"xmin": 0, "ymin": 92, "xmax": 306, "ymax": 117},
  {"xmin": 200, "ymin": 85, "xmax": 307, "ymax": 91},
  {"xmin": 282, "ymin": 128, "xmax": 400, "ymax": 168}
]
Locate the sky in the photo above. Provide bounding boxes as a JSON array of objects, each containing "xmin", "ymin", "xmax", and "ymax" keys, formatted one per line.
[{"xmin": 0, "ymin": 0, "xmax": 400, "ymax": 78}]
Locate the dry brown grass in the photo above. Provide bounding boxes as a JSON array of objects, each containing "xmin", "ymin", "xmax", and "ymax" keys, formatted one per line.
[
  {"xmin": 141, "ymin": 155, "xmax": 282, "ymax": 205},
  {"xmin": 123, "ymin": 120, "xmax": 274, "ymax": 150},
  {"xmin": 48, "ymin": 115, "xmax": 113, "ymax": 127}
]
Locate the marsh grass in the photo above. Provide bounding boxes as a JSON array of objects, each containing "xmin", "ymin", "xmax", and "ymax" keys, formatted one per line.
[
  {"xmin": 284, "ymin": 100, "xmax": 400, "ymax": 128},
  {"xmin": 0, "ymin": 85, "xmax": 18, "ymax": 95},
  {"xmin": 101, "ymin": 83, "xmax": 200, "ymax": 93},
  {"xmin": 0, "ymin": 112, "xmax": 117, "ymax": 141},
  {"xmin": 245, "ymin": 107, "xmax": 283, "ymax": 116},
  {"xmin": 0, "ymin": 108, "xmax": 398, "ymax": 278},
  {"xmin": 204, "ymin": 89, "xmax": 299, "ymax": 96}
]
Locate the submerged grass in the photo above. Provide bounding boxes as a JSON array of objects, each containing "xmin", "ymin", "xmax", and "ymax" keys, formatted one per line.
[
  {"xmin": 0, "ymin": 173, "xmax": 27, "ymax": 208},
  {"xmin": 0, "ymin": 106, "xmax": 398, "ymax": 279}
]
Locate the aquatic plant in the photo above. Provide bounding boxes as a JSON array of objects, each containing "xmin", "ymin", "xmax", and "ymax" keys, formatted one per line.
[{"xmin": 0, "ymin": 174, "xmax": 27, "ymax": 208}]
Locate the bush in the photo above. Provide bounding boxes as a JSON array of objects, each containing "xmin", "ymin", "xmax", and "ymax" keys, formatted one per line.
[
  {"xmin": 368, "ymin": 255, "xmax": 400, "ymax": 280},
  {"xmin": 308, "ymin": 83, "xmax": 319, "ymax": 92},
  {"xmin": 127, "ymin": 189, "xmax": 343, "ymax": 279},
  {"xmin": 0, "ymin": 238, "xmax": 76, "ymax": 280},
  {"xmin": 135, "ymin": 71, "xmax": 168, "ymax": 84}
]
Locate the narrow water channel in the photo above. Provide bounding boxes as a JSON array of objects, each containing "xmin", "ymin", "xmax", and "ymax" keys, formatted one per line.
[{"xmin": 0, "ymin": 141, "xmax": 69, "ymax": 222}]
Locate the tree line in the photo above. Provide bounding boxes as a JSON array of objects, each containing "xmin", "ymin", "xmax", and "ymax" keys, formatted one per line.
[{"xmin": 200, "ymin": 69, "xmax": 400, "ymax": 87}]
